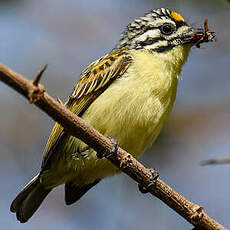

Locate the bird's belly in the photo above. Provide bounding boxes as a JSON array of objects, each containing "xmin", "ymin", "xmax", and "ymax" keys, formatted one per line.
[
  {"xmin": 83, "ymin": 77, "xmax": 177, "ymax": 157},
  {"xmin": 50, "ymin": 75, "xmax": 178, "ymax": 187}
]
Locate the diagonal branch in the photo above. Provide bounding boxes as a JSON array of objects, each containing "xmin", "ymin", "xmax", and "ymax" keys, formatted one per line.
[{"xmin": 0, "ymin": 62, "xmax": 226, "ymax": 230}]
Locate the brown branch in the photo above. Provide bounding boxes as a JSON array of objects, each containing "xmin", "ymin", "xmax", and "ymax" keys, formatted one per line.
[
  {"xmin": 56, "ymin": 96, "xmax": 64, "ymax": 105},
  {"xmin": 0, "ymin": 62, "xmax": 226, "ymax": 230}
]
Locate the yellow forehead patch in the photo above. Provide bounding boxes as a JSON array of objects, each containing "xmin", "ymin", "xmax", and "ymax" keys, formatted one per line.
[{"xmin": 171, "ymin": 11, "xmax": 184, "ymax": 22}]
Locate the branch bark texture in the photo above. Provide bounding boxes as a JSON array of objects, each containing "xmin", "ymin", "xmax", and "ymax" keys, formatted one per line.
[{"xmin": 0, "ymin": 62, "xmax": 226, "ymax": 230}]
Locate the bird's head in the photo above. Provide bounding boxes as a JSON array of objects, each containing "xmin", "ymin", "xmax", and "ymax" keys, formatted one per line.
[{"xmin": 117, "ymin": 8, "xmax": 215, "ymax": 56}]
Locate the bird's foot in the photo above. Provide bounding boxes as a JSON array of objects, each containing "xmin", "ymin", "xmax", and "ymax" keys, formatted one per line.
[
  {"xmin": 138, "ymin": 168, "xmax": 159, "ymax": 193},
  {"xmin": 97, "ymin": 137, "xmax": 118, "ymax": 159}
]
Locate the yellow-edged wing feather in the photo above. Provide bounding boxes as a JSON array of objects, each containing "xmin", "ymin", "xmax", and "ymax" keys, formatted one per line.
[{"xmin": 41, "ymin": 49, "xmax": 132, "ymax": 170}]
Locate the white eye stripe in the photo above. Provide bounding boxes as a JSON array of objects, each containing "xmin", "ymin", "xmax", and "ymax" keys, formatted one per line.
[
  {"xmin": 129, "ymin": 18, "xmax": 176, "ymax": 33},
  {"xmin": 133, "ymin": 19, "xmax": 178, "ymax": 43},
  {"xmin": 147, "ymin": 18, "xmax": 176, "ymax": 28},
  {"xmin": 130, "ymin": 20, "xmax": 176, "ymax": 42},
  {"xmin": 135, "ymin": 29, "xmax": 161, "ymax": 42}
]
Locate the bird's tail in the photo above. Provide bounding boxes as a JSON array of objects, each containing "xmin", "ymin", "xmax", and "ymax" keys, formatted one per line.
[{"xmin": 10, "ymin": 174, "xmax": 51, "ymax": 223}]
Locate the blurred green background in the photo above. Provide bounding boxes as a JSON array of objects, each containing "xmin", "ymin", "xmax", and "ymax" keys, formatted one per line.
[{"xmin": 0, "ymin": 0, "xmax": 230, "ymax": 229}]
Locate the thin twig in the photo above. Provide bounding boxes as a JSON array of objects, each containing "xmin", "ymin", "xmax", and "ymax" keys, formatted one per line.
[
  {"xmin": 201, "ymin": 157, "xmax": 230, "ymax": 165},
  {"xmin": 0, "ymin": 62, "xmax": 226, "ymax": 230},
  {"xmin": 33, "ymin": 64, "xmax": 48, "ymax": 86}
]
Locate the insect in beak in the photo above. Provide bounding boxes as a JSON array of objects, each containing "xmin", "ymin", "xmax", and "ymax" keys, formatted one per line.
[{"xmin": 192, "ymin": 19, "xmax": 216, "ymax": 48}]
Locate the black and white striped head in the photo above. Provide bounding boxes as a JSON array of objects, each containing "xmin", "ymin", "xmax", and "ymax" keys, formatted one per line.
[{"xmin": 116, "ymin": 8, "xmax": 207, "ymax": 52}]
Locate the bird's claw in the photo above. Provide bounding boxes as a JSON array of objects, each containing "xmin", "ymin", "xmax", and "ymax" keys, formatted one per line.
[
  {"xmin": 97, "ymin": 137, "xmax": 118, "ymax": 159},
  {"xmin": 138, "ymin": 168, "xmax": 159, "ymax": 193}
]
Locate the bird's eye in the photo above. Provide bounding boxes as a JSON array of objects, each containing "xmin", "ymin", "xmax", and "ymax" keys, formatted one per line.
[{"xmin": 160, "ymin": 23, "xmax": 175, "ymax": 35}]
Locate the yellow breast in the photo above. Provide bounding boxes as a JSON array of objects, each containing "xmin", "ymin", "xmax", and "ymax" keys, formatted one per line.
[
  {"xmin": 48, "ymin": 47, "xmax": 191, "ymax": 186},
  {"xmin": 82, "ymin": 49, "xmax": 180, "ymax": 157}
]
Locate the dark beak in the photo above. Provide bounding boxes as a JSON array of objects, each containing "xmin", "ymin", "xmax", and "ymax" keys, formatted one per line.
[{"xmin": 183, "ymin": 20, "xmax": 216, "ymax": 48}]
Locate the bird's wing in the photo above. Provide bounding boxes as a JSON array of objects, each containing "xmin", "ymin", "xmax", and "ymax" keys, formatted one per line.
[{"xmin": 41, "ymin": 49, "xmax": 132, "ymax": 171}]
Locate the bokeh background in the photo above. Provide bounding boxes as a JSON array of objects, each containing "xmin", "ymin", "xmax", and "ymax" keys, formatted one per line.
[{"xmin": 0, "ymin": 0, "xmax": 230, "ymax": 229}]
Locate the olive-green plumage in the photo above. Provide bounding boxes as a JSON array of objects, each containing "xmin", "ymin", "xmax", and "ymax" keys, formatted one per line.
[{"xmin": 11, "ymin": 8, "xmax": 214, "ymax": 223}]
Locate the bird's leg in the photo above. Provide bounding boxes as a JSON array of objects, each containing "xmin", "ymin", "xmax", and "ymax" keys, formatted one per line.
[
  {"xmin": 97, "ymin": 137, "xmax": 118, "ymax": 159},
  {"xmin": 138, "ymin": 168, "xmax": 159, "ymax": 193}
]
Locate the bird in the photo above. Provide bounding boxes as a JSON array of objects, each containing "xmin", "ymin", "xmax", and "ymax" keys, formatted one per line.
[{"xmin": 10, "ymin": 8, "xmax": 215, "ymax": 223}]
